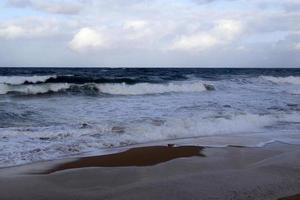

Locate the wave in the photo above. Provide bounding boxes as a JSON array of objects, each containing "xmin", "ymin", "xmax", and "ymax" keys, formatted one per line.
[
  {"xmin": 0, "ymin": 75, "xmax": 57, "ymax": 85},
  {"xmin": 130, "ymin": 113, "xmax": 276, "ymax": 142},
  {"xmin": 0, "ymin": 81, "xmax": 214, "ymax": 95},
  {"xmin": 0, "ymin": 83, "xmax": 70, "ymax": 95},
  {"xmin": 261, "ymin": 76, "xmax": 300, "ymax": 85},
  {"xmin": 0, "ymin": 75, "xmax": 148, "ymax": 86},
  {"xmin": 289, "ymin": 90, "xmax": 300, "ymax": 95},
  {"xmin": 98, "ymin": 82, "xmax": 214, "ymax": 95},
  {"xmin": 0, "ymin": 74, "xmax": 166, "ymax": 86},
  {"xmin": 44, "ymin": 76, "xmax": 143, "ymax": 85},
  {"xmin": 0, "ymin": 112, "xmax": 288, "ymax": 167}
]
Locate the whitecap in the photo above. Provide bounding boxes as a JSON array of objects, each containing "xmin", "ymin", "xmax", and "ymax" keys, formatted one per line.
[
  {"xmin": 0, "ymin": 75, "xmax": 56, "ymax": 85},
  {"xmin": 261, "ymin": 76, "xmax": 300, "ymax": 85},
  {"xmin": 97, "ymin": 81, "xmax": 211, "ymax": 95}
]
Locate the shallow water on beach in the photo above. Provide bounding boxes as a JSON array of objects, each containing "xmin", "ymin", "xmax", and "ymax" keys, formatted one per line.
[{"xmin": 0, "ymin": 68, "xmax": 300, "ymax": 167}]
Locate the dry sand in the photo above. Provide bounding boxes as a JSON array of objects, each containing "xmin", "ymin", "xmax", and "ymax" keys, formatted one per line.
[{"xmin": 0, "ymin": 142, "xmax": 300, "ymax": 200}]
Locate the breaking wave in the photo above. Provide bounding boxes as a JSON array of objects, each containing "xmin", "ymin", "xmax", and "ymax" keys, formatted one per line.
[
  {"xmin": 0, "ymin": 112, "xmax": 282, "ymax": 167},
  {"xmin": 0, "ymin": 81, "xmax": 214, "ymax": 96},
  {"xmin": 0, "ymin": 83, "xmax": 70, "ymax": 95},
  {"xmin": 98, "ymin": 82, "xmax": 214, "ymax": 95},
  {"xmin": 44, "ymin": 76, "xmax": 143, "ymax": 85},
  {"xmin": 130, "ymin": 113, "xmax": 276, "ymax": 142},
  {"xmin": 0, "ymin": 75, "xmax": 57, "ymax": 85},
  {"xmin": 0, "ymin": 75, "xmax": 163, "ymax": 85},
  {"xmin": 261, "ymin": 76, "xmax": 300, "ymax": 85}
]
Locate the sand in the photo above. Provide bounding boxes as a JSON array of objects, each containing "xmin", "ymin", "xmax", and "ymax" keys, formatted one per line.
[
  {"xmin": 0, "ymin": 142, "xmax": 300, "ymax": 200},
  {"xmin": 46, "ymin": 146, "xmax": 205, "ymax": 174},
  {"xmin": 279, "ymin": 194, "xmax": 300, "ymax": 200}
]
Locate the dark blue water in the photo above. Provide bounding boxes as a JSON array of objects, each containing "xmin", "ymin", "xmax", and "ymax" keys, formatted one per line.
[{"xmin": 1, "ymin": 68, "xmax": 300, "ymax": 84}]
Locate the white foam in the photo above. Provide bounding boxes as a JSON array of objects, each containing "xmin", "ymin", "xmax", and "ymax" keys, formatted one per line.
[
  {"xmin": 1, "ymin": 112, "xmax": 300, "ymax": 168},
  {"xmin": 0, "ymin": 83, "xmax": 70, "ymax": 95},
  {"xmin": 128, "ymin": 113, "xmax": 275, "ymax": 143},
  {"xmin": 0, "ymin": 81, "xmax": 211, "ymax": 95},
  {"xmin": 280, "ymin": 112, "xmax": 300, "ymax": 123},
  {"xmin": 97, "ymin": 81, "xmax": 209, "ymax": 95},
  {"xmin": 289, "ymin": 90, "xmax": 300, "ymax": 95},
  {"xmin": 0, "ymin": 75, "xmax": 56, "ymax": 85},
  {"xmin": 261, "ymin": 76, "xmax": 300, "ymax": 85}
]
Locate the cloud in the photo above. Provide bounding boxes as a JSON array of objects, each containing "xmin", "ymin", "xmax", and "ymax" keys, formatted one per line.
[
  {"xmin": 214, "ymin": 20, "xmax": 242, "ymax": 40},
  {"xmin": 7, "ymin": 0, "xmax": 31, "ymax": 7},
  {"xmin": 69, "ymin": 27, "xmax": 107, "ymax": 52},
  {"xmin": 121, "ymin": 19, "xmax": 174, "ymax": 46},
  {"xmin": 122, "ymin": 20, "xmax": 153, "ymax": 41},
  {"xmin": 7, "ymin": 0, "xmax": 82, "ymax": 15},
  {"xmin": 1, "ymin": 0, "xmax": 300, "ymax": 67},
  {"xmin": 294, "ymin": 43, "xmax": 300, "ymax": 50},
  {"xmin": 170, "ymin": 19, "xmax": 242, "ymax": 51},
  {"xmin": 281, "ymin": 31, "xmax": 300, "ymax": 50},
  {"xmin": 170, "ymin": 33, "xmax": 218, "ymax": 51},
  {"xmin": 255, "ymin": 0, "xmax": 300, "ymax": 12},
  {"xmin": 0, "ymin": 25, "xmax": 25, "ymax": 39},
  {"xmin": 0, "ymin": 17, "xmax": 74, "ymax": 40},
  {"xmin": 123, "ymin": 20, "xmax": 147, "ymax": 31},
  {"xmin": 192, "ymin": 0, "xmax": 236, "ymax": 4}
]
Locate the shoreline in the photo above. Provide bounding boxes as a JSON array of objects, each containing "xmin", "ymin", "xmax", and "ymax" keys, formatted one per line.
[
  {"xmin": 0, "ymin": 142, "xmax": 300, "ymax": 200},
  {"xmin": 1, "ymin": 134, "xmax": 294, "ymax": 170}
]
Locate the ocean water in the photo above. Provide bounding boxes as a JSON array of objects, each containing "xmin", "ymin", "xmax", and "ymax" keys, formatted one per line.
[{"xmin": 0, "ymin": 68, "xmax": 300, "ymax": 167}]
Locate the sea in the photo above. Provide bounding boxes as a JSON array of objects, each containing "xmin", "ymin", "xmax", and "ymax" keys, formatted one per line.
[{"xmin": 0, "ymin": 68, "xmax": 299, "ymax": 168}]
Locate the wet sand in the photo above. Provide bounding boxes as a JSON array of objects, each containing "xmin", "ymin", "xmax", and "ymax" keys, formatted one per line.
[
  {"xmin": 46, "ymin": 146, "xmax": 205, "ymax": 174},
  {"xmin": 279, "ymin": 194, "xmax": 300, "ymax": 200},
  {"xmin": 0, "ymin": 142, "xmax": 300, "ymax": 200}
]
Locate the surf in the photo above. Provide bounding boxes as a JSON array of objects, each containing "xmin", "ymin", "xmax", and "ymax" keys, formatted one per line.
[
  {"xmin": 0, "ymin": 81, "xmax": 215, "ymax": 95},
  {"xmin": 261, "ymin": 76, "xmax": 300, "ymax": 85},
  {"xmin": 0, "ymin": 75, "xmax": 57, "ymax": 85}
]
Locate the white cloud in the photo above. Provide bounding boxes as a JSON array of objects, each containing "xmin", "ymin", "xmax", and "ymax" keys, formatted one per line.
[
  {"xmin": 123, "ymin": 20, "xmax": 147, "ymax": 31},
  {"xmin": 0, "ymin": 18, "xmax": 62, "ymax": 39},
  {"xmin": 69, "ymin": 27, "xmax": 107, "ymax": 52},
  {"xmin": 0, "ymin": 25, "xmax": 25, "ymax": 39},
  {"xmin": 294, "ymin": 43, "xmax": 300, "ymax": 50},
  {"xmin": 122, "ymin": 20, "xmax": 153, "ymax": 41},
  {"xmin": 122, "ymin": 19, "xmax": 171, "ymax": 44},
  {"xmin": 170, "ymin": 19, "xmax": 242, "ymax": 51},
  {"xmin": 213, "ymin": 20, "xmax": 242, "ymax": 40},
  {"xmin": 170, "ymin": 33, "xmax": 218, "ymax": 51}
]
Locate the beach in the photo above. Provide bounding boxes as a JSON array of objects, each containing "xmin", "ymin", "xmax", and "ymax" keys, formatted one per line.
[
  {"xmin": 1, "ymin": 142, "xmax": 300, "ymax": 200},
  {"xmin": 1, "ymin": 68, "xmax": 300, "ymax": 199},
  {"xmin": 1, "ymin": 0, "xmax": 300, "ymax": 197}
]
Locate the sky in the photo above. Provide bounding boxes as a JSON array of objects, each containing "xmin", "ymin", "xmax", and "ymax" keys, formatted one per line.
[{"xmin": 0, "ymin": 0, "xmax": 299, "ymax": 67}]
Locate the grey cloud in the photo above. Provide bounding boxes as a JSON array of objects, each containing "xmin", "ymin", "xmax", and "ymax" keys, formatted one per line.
[
  {"xmin": 7, "ymin": 0, "xmax": 83, "ymax": 15},
  {"xmin": 6, "ymin": 0, "xmax": 31, "ymax": 7},
  {"xmin": 283, "ymin": 1, "xmax": 300, "ymax": 12},
  {"xmin": 0, "ymin": 16, "xmax": 77, "ymax": 40},
  {"xmin": 192, "ymin": 0, "xmax": 237, "ymax": 4}
]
